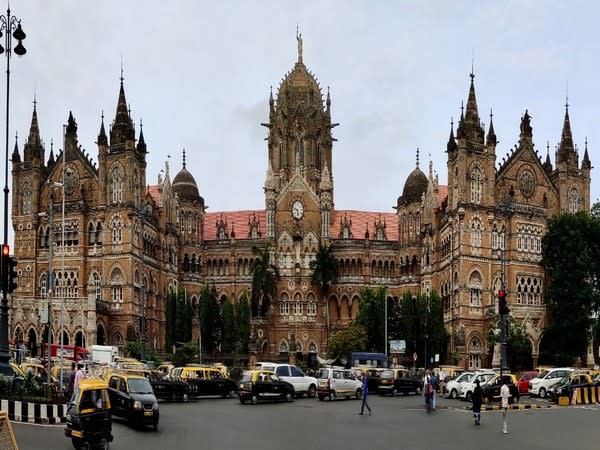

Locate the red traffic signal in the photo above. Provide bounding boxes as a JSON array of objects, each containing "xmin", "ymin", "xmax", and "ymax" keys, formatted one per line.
[
  {"xmin": 2, "ymin": 244, "xmax": 9, "ymax": 257},
  {"xmin": 498, "ymin": 289, "xmax": 509, "ymax": 314}
]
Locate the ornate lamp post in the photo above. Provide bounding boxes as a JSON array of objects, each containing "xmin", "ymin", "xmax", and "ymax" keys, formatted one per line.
[{"xmin": 0, "ymin": 7, "xmax": 26, "ymax": 375}]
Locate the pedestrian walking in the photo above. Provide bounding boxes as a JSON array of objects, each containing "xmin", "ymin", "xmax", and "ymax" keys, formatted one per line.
[
  {"xmin": 74, "ymin": 363, "xmax": 84, "ymax": 390},
  {"xmin": 430, "ymin": 372, "xmax": 439, "ymax": 411},
  {"xmin": 358, "ymin": 375, "xmax": 371, "ymax": 416},
  {"xmin": 472, "ymin": 379, "xmax": 483, "ymax": 425},
  {"xmin": 500, "ymin": 381, "xmax": 510, "ymax": 434}
]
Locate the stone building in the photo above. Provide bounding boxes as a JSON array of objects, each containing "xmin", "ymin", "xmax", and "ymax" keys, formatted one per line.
[{"xmin": 8, "ymin": 36, "xmax": 591, "ymax": 368}]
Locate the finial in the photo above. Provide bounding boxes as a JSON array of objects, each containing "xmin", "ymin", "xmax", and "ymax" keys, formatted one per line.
[
  {"xmin": 565, "ymin": 80, "xmax": 569, "ymax": 110},
  {"xmin": 182, "ymin": 148, "xmax": 186, "ymax": 169},
  {"xmin": 489, "ymin": 108, "xmax": 493, "ymax": 120},
  {"xmin": 585, "ymin": 136, "xmax": 588, "ymax": 151},
  {"xmin": 139, "ymin": 118, "xmax": 143, "ymax": 130},
  {"xmin": 101, "ymin": 109, "xmax": 104, "ymax": 123},
  {"xmin": 460, "ymin": 101, "xmax": 464, "ymax": 115},
  {"xmin": 451, "ymin": 117, "xmax": 454, "ymax": 129},
  {"xmin": 416, "ymin": 147, "xmax": 420, "ymax": 168},
  {"xmin": 546, "ymin": 140, "xmax": 550, "ymax": 154},
  {"xmin": 120, "ymin": 53, "xmax": 124, "ymax": 84},
  {"xmin": 33, "ymin": 86, "xmax": 37, "ymax": 111},
  {"xmin": 470, "ymin": 51, "xmax": 475, "ymax": 81},
  {"xmin": 50, "ymin": 137, "xmax": 53, "ymax": 152}
]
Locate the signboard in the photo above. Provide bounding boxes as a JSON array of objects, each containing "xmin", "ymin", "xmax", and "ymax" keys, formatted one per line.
[
  {"xmin": 40, "ymin": 302, "xmax": 48, "ymax": 324},
  {"xmin": 435, "ymin": 353, "xmax": 440, "ymax": 363},
  {"xmin": 389, "ymin": 340, "xmax": 406, "ymax": 354}
]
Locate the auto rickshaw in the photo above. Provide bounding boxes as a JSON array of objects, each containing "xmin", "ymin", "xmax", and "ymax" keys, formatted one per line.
[{"xmin": 64, "ymin": 378, "xmax": 113, "ymax": 450}]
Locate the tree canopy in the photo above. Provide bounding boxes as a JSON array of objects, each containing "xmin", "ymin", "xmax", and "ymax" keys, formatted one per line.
[
  {"xmin": 250, "ymin": 242, "xmax": 280, "ymax": 317},
  {"xmin": 327, "ymin": 321, "xmax": 367, "ymax": 361},
  {"xmin": 540, "ymin": 210, "xmax": 600, "ymax": 365}
]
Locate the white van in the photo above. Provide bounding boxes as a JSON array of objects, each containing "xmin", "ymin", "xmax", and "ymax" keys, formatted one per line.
[
  {"xmin": 528, "ymin": 367, "xmax": 574, "ymax": 398},
  {"xmin": 317, "ymin": 367, "xmax": 363, "ymax": 401},
  {"xmin": 253, "ymin": 362, "xmax": 318, "ymax": 397}
]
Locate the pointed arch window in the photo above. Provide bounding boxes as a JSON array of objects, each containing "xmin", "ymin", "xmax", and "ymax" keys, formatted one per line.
[
  {"xmin": 470, "ymin": 166, "xmax": 483, "ymax": 204},
  {"xmin": 21, "ymin": 179, "xmax": 32, "ymax": 214},
  {"xmin": 470, "ymin": 219, "xmax": 482, "ymax": 251},
  {"xmin": 133, "ymin": 169, "xmax": 140, "ymax": 207},
  {"xmin": 110, "ymin": 267, "xmax": 124, "ymax": 309},
  {"xmin": 568, "ymin": 185, "xmax": 581, "ymax": 213},
  {"xmin": 295, "ymin": 130, "xmax": 305, "ymax": 166},
  {"xmin": 109, "ymin": 164, "xmax": 124, "ymax": 205},
  {"xmin": 93, "ymin": 272, "xmax": 102, "ymax": 301},
  {"xmin": 468, "ymin": 271, "xmax": 483, "ymax": 306},
  {"xmin": 111, "ymin": 217, "xmax": 122, "ymax": 244}
]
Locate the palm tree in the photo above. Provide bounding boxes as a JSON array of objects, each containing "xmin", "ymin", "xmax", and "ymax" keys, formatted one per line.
[
  {"xmin": 310, "ymin": 243, "xmax": 339, "ymax": 340},
  {"xmin": 250, "ymin": 242, "xmax": 280, "ymax": 318}
]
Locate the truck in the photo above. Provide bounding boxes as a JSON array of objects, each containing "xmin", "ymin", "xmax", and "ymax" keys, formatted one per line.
[{"xmin": 90, "ymin": 345, "xmax": 119, "ymax": 364}]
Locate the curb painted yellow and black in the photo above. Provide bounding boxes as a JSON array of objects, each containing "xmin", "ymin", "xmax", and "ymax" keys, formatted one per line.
[
  {"xmin": 573, "ymin": 386, "xmax": 600, "ymax": 405},
  {"xmin": 463, "ymin": 403, "xmax": 554, "ymax": 411}
]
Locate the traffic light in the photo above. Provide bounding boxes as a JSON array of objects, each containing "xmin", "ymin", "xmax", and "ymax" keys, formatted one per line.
[
  {"xmin": 8, "ymin": 256, "xmax": 18, "ymax": 293},
  {"xmin": 1, "ymin": 244, "xmax": 18, "ymax": 294},
  {"xmin": 498, "ymin": 289, "xmax": 509, "ymax": 315}
]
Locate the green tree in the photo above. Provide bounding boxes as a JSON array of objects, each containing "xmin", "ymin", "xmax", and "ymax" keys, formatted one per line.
[
  {"xmin": 172, "ymin": 342, "xmax": 199, "ymax": 367},
  {"xmin": 174, "ymin": 288, "xmax": 192, "ymax": 345},
  {"xmin": 310, "ymin": 243, "xmax": 339, "ymax": 339},
  {"xmin": 540, "ymin": 211, "xmax": 600, "ymax": 365},
  {"xmin": 222, "ymin": 298, "xmax": 235, "ymax": 354},
  {"xmin": 165, "ymin": 289, "xmax": 178, "ymax": 352},
  {"xmin": 250, "ymin": 242, "xmax": 281, "ymax": 317},
  {"xmin": 355, "ymin": 286, "xmax": 386, "ymax": 352},
  {"xmin": 199, "ymin": 284, "xmax": 219, "ymax": 354},
  {"xmin": 327, "ymin": 322, "xmax": 368, "ymax": 361},
  {"xmin": 488, "ymin": 315, "xmax": 532, "ymax": 370},
  {"xmin": 236, "ymin": 293, "xmax": 251, "ymax": 354}
]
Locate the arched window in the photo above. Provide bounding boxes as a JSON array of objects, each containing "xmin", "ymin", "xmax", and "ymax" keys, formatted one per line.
[
  {"xmin": 21, "ymin": 179, "xmax": 32, "ymax": 214},
  {"xmin": 109, "ymin": 164, "xmax": 124, "ymax": 205},
  {"xmin": 470, "ymin": 219, "xmax": 482, "ymax": 250},
  {"xmin": 279, "ymin": 340, "xmax": 289, "ymax": 353},
  {"xmin": 468, "ymin": 271, "xmax": 483, "ymax": 306},
  {"xmin": 110, "ymin": 267, "xmax": 124, "ymax": 309},
  {"xmin": 568, "ymin": 185, "xmax": 581, "ymax": 213},
  {"xmin": 111, "ymin": 217, "xmax": 122, "ymax": 244},
  {"xmin": 93, "ymin": 272, "xmax": 102, "ymax": 301},
  {"xmin": 470, "ymin": 166, "xmax": 483, "ymax": 204}
]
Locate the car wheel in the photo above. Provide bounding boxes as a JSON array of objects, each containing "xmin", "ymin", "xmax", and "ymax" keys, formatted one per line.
[
  {"xmin": 329, "ymin": 390, "xmax": 336, "ymax": 401},
  {"xmin": 182, "ymin": 392, "xmax": 189, "ymax": 403},
  {"xmin": 308, "ymin": 384, "xmax": 317, "ymax": 398},
  {"xmin": 416, "ymin": 387, "xmax": 421, "ymax": 395},
  {"xmin": 240, "ymin": 398, "xmax": 246, "ymax": 404},
  {"xmin": 153, "ymin": 420, "xmax": 158, "ymax": 432},
  {"xmin": 286, "ymin": 392, "xmax": 293, "ymax": 402},
  {"xmin": 450, "ymin": 389, "xmax": 458, "ymax": 399},
  {"xmin": 71, "ymin": 438, "xmax": 83, "ymax": 450},
  {"xmin": 539, "ymin": 388, "xmax": 547, "ymax": 399},
  {"xmin": 355, "ymin": 389, "xmax": 363, "ymax": 400},
  {"xmin": 318, "ymin": 395, "xmax": 324, "ymax": 401},
  {"xmin": 251, "ymin": 395, "xmax": 258, "ymax": 405},
  {"xmin": 466, "ymin": 391, "xmax": 472, "ymax": 402},
  {"xmin": 392, "ymin": 388, "xmax": 397, "ymax": 396}
]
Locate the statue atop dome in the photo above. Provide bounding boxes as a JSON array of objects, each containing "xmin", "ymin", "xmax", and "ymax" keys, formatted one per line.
[{"xmin": 296, "ymin": 26, "xmax": 303, "ymax": 63}]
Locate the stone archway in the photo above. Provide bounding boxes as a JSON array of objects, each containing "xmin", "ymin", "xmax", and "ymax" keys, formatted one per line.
[
  {"xmin": 96, "ymin": 323, "xmax": 106, "ymax": 345},
  {"xmin": 75, "ymin": 330, "xmax": 86, "ymax": 347},
  {"xmin": 28, "ymin": 328, "xmax": 37, "ymax": 357}
]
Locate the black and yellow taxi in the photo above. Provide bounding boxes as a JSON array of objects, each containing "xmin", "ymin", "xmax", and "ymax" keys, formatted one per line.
[
  {"xmin": 169, "ymin": 366, "xmax": 237, "ymax": 398},
  {"xmin": 107, "ymin": 371, "xmax": 159, "ymax": 430},
  {"xmin": 549, "ymin": 372, "xmax": 593, "ymax": 402},
  {"xmin": 481, "ymin": 373, "xmax": 520, "ymax": 403},
  {"xmin": 238, "ymin": 369, "xmax": 295, "ymax": 404},
  {"xmin": 64, "ymin": 377, "xmax": 113, "ymax": 450},
  {"xmin": 378, "ymin": 368, "xmax": 422, "ymax": 396}
]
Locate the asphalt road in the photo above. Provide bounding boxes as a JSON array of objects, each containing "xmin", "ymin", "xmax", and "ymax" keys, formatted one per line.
[{"xmin": 12, "ymin": 394, "xmax": 600, "ymax": 450}]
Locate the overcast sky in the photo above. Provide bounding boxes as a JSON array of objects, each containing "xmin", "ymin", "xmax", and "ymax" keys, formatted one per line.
[{"xmin": 5, "ymin": 1, "xmax": 599, "ymax": 242}]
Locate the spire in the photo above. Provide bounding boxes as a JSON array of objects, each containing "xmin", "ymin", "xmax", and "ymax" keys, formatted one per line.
[
  {"xmin": 582, "ymin": 136, "xmax": 591, "ymax": 170},
  {"xmin": 557, "ymin": 101, "xmax": 574, "ymax": 164},
  {"xmin": 48, "ymin": 139, "xmax": 55, "ymax": 166},
  {"xmin": 66, "ymin": 110, "xmax": 77, "ymax": 135},
  {"xmin": 457, "ymin": 73, "xmax": 484, "ymax": 144},
  {"xmin": 137, "ymin": 118, "xmax": 146, "ymax": 154},
  {"xmin": 28, "ymin": 95, "xmax": 41, "ymax": 147},
  {"xmin": 182, "ymin": 148, "xmax": 186, "ymax": 169},
  {"xmin": 447, "ymin": 118, "xmax": 457, "ymax": 153},
  {"xmin": 543, "ymin": 141, "xmax": 553, "ymax": 172},
  {"xmin": 97, "ymin": 110, "xmax": 107, "ymax": 146},
  {"xmin": 416, "ymin": 147, "xmax": 420, "ymax": 168},
  {"xmin": 110, "ymin": 74, "xmax": 135, "ymax": 146},
  {"xmin": 486, "ymin": 109, "xmax": 496, "ymax": 145},
  {"xmin": 11, "ymin": 133, "xmax": 20, "ymax": 163}
]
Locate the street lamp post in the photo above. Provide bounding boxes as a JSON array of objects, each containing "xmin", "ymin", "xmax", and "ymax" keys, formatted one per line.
[
  {"xmin": 58, "ymin": 126, "xmax": 67, "ymax": 394},
  {"xmin": 131, "ymin": 208, "xmax": 149, "ymax": 362},
  {"xmin": 0, "ymin": 6, "xmax": 27, "ymax": 375},
  {"xmin": 499, "ymin": 194, "xmax": 514, "ymax": 380}
]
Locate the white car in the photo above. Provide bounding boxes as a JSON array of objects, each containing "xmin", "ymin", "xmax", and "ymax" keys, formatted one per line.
[
  {"xmin": 459, "ymin": 371, "xmax": 496, "ymax": 401},
  {"xmin": 257, "ymin": 363, "xmax": 318, "ymax": 398},
  {"xmin": 528, "ymin": 368, "xmax": 574, "ymax": 398},
  {"xmin": 445, "ymin": 371, "xmax": 474, "ymax": 399},
  {"xmin": 317, "ymin": 367, "xmax": 363, "ymax": 401}
]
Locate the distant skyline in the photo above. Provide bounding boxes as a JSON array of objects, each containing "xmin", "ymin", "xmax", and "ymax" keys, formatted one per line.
[{"xmin": 4, "ymin": 1, "xmax": 599, "ymax": 245}]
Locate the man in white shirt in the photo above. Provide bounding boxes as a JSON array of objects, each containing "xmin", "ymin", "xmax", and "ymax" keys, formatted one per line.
[{"xmin": 500, "ymin": 382, "xmax": 510, "ymax": 434}]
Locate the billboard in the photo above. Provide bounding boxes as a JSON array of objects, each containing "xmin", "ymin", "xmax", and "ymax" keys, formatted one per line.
[{"xmin": 389, "ymin": 340, "xmax": 406, "ymax": 354}]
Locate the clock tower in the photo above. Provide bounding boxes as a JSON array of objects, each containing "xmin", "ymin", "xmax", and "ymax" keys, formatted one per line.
[{"xmin": 263, "ymin": 32, "xmax": 336, "ymax": 277}]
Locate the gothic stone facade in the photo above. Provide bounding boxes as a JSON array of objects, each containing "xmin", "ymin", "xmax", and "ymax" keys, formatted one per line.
[{"xmin": 9, "ymin": 43, "xmax": 591, "ymax": 368}]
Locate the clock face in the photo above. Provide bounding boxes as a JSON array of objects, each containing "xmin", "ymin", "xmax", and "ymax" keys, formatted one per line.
[{"xmin": 292, "ymin": 200, "xmax": 304, "ymax": 219}]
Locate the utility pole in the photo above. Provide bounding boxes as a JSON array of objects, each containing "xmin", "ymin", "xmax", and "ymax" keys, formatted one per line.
[
  {"xmin": 46, "ymin": 191, "xmax": 55, "ymax": 380},
  {"xmin": 499, "ymin": 194, "xmax": 513, "ymax": 380}
]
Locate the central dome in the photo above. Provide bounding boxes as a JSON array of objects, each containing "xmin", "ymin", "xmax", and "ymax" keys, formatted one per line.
[
  {"xmin": 173, "ymin": 166, "xmax": 204, "ymax": 205},
  {"xmin": 398, "ymin": 166, "xmax": 427, "ymax": 206}
]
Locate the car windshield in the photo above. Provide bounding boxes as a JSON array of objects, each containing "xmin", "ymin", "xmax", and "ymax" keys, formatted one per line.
[
  {"xmin": 380, "ymin": 370, "xmax": 394, "ymax": 378},
  {"xmin": 538, "ymin": 370, "xmax": 549, "ymax": 379},
  {"xmin": 240, "ymin": 373, "xmax": 252, "ymax": 382},
  {"xmin": 128, "ymin": 378, "xmax": 153, "ymax": 394},
  {"xmin": 318, "ymin": 369, "xmax": 330, "ymax": 379}
]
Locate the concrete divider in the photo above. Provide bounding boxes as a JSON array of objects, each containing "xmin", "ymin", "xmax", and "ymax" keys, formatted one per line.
[
  {"xmin": 464, "ymin": 403, "xmax": 553, "ymax": 411},
  {"xmin": 575, "ymin": 386, "xmax": 600, "ymax": 404},
  {"xmin": 0, "ymin": 399, "xmax": 67, "ymax": 424}
]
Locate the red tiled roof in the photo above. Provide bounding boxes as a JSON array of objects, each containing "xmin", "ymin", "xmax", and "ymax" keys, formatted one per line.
[
  {"xmin": 331, "ymin": 210, "xmax": 398, "ymax": 241},
  {"xmin": 147, "ymin": 185, "xmax": 160, "ymax": 204},
  {"xmin": 203, "ymin": 210, "xmax": 266, "ymax": 241},
  {"xmin": 438, "ymin": 185, "xmax": 448, "ymax": 207}
]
